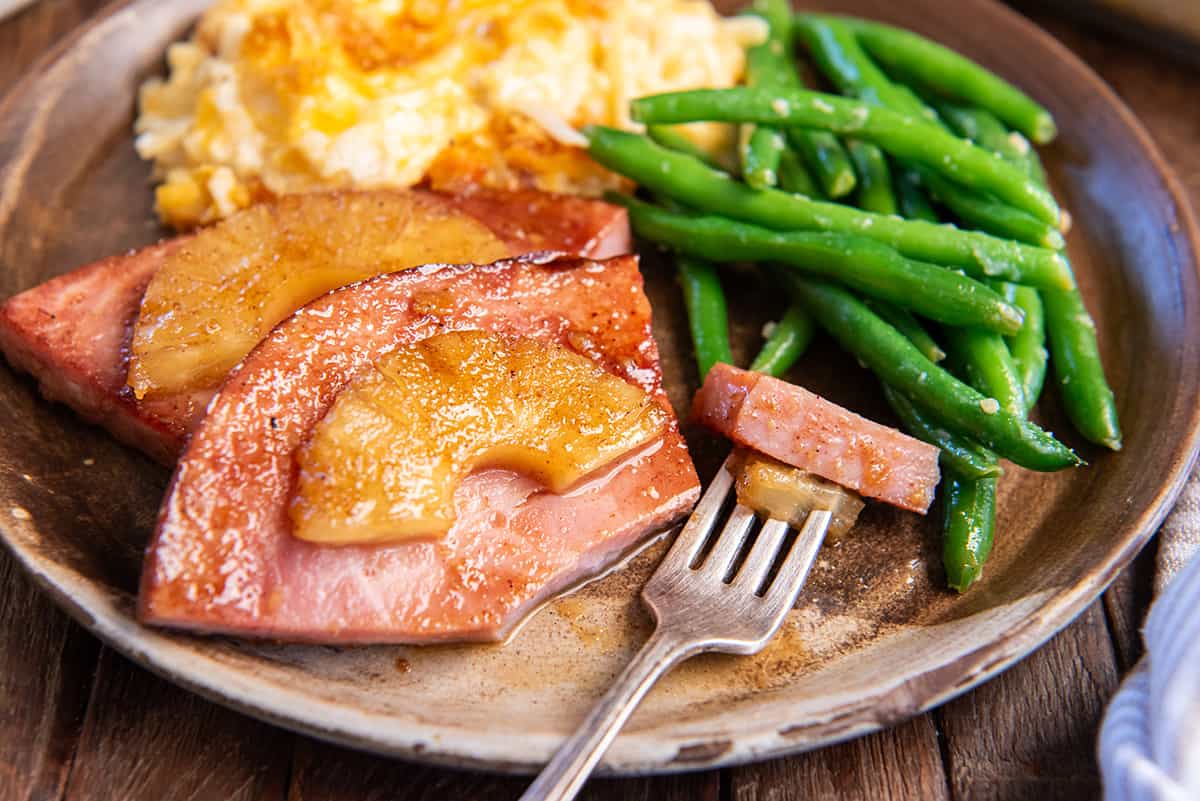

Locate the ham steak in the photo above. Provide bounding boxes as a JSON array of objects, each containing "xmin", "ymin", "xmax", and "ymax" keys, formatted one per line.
[
  {"xmin": 0, "ymin": 190, "xmax": 629, "ymax": 464},
  {"xmin": 695, "ymin": 363, "xmax": 940, "ymax": 514},
  {"xmin": 140, "ymin": 254, "xmax": 700, "ymax": 643}
]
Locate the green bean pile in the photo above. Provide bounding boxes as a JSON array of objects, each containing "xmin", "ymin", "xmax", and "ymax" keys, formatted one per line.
[{"xmin": 583, "ymin": 2, "xmax": 1121, "ymax": 591}]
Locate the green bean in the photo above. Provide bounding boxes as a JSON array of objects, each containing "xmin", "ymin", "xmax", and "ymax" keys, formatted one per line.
[
  {"xmin": 941, "ymin": 472, "xmax": 997, "ymax": 591},
  {"xmin": 939, "ymin": 291, "xmax": 1030, "ymax": 591},
  {"xmin": 843, "ymin": 18, "xmax": 1058, "ymax": 144},
  {"xmin": 741, "ymin": 127, "xmax": 786, "ymax": 188},
  {"xmin": 741, "ymin": 0, "xmax": 856, "ymax": 196},
  {"xmin": 677, "ymin": 256, "xmax": 733, "ymax": 379},
  {"xmin": 785, "ymin": 277, "xmax": 1080, "ymax": 471},
  {"xmin": 882, "ymin": 386, "xmax": 1000, "ymax": 479},
  {"xmin": 791, "ymin": 19, "xmax": 1058, "ymax": 253},
  {"xmin": 740, "ymin": 0, "xmax": 794, "ymax": 188},
  {"xmin": 611, "ymin": 195, "xmax": 1023, "ymax": 334},
  {"xmin": 792, "ymin": 12, "xmax": 1060, "ymax": 256},
  {"xmin": 916, "ymin": 168, "xmax": 1064, "ymax": 249},
  {"xmin": 1001, "ymin": 283, "xmax": 1048, "ymax": 406},
  {"xmin": 935, "ymin": 102, "xmax": 1017, "ymax": 152},
  {"xmin": 945, "ymin": 327, "xmax": 1026, "ymax": 416},
  {"xmin": 1022, "ymin": 143, "xmax": 1121, "ymax": 449},
  {"xmin": 867, "ymin": 301, "xmax": 944, "ymax": 362},
  {"xmin": 846, "ymin": 140, "xmax": 897, "ymax": 215},
  {"xmin": 934, "ymin": 128, "xmax": 1117, "ymax": 447},
  {"xmin": 788, "ymin": 129, "xmax": 857, "ymax": 198},
  {"xmin": 745, "ymin": 0, "xmax": 796, "ymax": 87},
  {"xmin": 793, "ymin": 14, "xmax": 932, "ymax": 120},
  {"xmin": 935, "ymin": 326, "xmax": 1008, "ymax": 595},
  {"xmin": 937, "ymin": 186, "xmax": 1047, "ymax": 593},
  {"xmin": 583, "ymin": 127, "xmax": 1072, "ymax": 289},
  {"xmin": 933, "ymin": 103, "xmax": 1045, "ymax": 183},
  {"xmin": 750, "ymin": 303, "xmax": 815, "ymax": 376},
  {"xmin": 792, "ymin": 18, "xmax": 1059, "ymax": 255},
  {"xmin": 1026, "ymin": 141, "xmax": 1119, "ymax": 447},
  {"xmin": 629, "ymin": 88, "xmax": 1061, "ymax": 227},
  {"xmin": 787, "ymin": 17, "xmax": 909, "ymax": 212},
  {"xmin": 646, "ymin": 125, "xmax": 724, "ymax": 170},
  {"xmin": 861, "ymin": 272, "xmax": 1000, "ymax": 486},
  {"xmin": 895, "ymin": 169, "xmax": 940, "ymax": 223},
  {"xmin": 1043, "ymin": 283, "xmax": 1122, "ymax": 450},
  {"xmin": 939, "ymin": 324, "xmax": 1008, "ymax": 594},
  {"xmin": 777, "ymin": 145, "xmax": 822, "ymax": 197},
  {"xmin": 868, "ymin": 267, "xmax": 1002, "ymax": 491},
  {"xmin": 1025, "ymin": 139, "xmax": 1049, "ymax": 189}
]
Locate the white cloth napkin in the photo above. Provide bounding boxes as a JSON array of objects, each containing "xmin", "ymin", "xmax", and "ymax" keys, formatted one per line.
[{"xmin": 1100, "ymin": 464, "xmax": 1200, "ymax": 801}]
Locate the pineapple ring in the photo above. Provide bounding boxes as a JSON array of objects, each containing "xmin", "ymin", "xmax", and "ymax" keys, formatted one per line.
[
  {"xmin": 290, "ymin": 330, "xmax": 668, "ymax": 545},
  {"xmin": 127, "ymin": 191, "xmax": 511, "ymax": 399}
]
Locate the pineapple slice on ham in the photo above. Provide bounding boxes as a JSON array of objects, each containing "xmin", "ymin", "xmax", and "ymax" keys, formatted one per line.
[{"xmin": 291, "ymin": 330, "xmax": 669, "ymax": 545}]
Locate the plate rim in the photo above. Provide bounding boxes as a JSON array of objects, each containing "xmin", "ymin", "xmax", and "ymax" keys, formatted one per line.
[{"xmin": 0, "ymin": 0, "xmax": 1198, "ymax": 776}]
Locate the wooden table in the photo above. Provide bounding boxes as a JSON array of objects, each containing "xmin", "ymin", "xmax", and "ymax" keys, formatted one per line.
[{"xmin": 0, "ymin": 3, "xmax": 1193, "ymax": 799}]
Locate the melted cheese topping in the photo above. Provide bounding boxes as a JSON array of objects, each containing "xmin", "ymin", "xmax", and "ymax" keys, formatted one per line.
[{"xmin": 136, "ymin": 0, "xmax": 763, "ymax": 229}]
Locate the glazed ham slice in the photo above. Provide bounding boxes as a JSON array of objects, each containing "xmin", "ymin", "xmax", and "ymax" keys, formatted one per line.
[
  {"xmin": 695, "ymin": 364, "xmax": 940, "ymax": 514},
  {"xmin": 0, "ymin": 241, "xmax": 197, "ymax": 465},
  {"xmin": 0, "ymin": 190, "xmax": 629, "ymax": 465},
  {"xmin": 139, "ymin": 254, "xmax": 699, "ymax": 643}
]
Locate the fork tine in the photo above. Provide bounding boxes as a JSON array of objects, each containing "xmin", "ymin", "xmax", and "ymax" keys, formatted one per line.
[
  {"xmin": 762, "ymin": 510, "xmax": 831, "ymax": 610},
  {"xmin": 658, "ymin": 455, "xmax": 736, "ymax": 571},
  {"xmin": 732, "ymin": 517, "xmax": 790, "ymax": 592},
  {"xmin": 697, "ymin": 504, "xmax": 757, "ymax": 579}
]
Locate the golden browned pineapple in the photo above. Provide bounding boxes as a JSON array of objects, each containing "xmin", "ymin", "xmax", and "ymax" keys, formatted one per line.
[
  {"xmin": 290, "ymin": 330, "xmax": 668, "ymax": 545},
  {"xmin": 127, "ymin": 191, "xmax": 511, "ymax": 398},
  {"xmin": 733, "ymin": 449, "xmax": 865, "ymax": 541}
]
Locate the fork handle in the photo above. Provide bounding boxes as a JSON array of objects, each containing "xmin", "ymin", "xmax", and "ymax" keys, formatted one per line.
[{"xmin": 519, "ymin": 630, "xmax": 694, "ymax": 801}]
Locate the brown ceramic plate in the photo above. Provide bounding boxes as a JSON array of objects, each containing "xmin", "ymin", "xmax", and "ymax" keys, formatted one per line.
[{"xmin": 0, "ymin": 0, "xmax": 1197, "ymax": 776}]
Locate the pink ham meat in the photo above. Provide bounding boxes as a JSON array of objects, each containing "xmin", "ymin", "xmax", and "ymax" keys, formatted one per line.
[
  {"xmin": 0, "ymin": 190, "xmax": 630, "ymax": 465},
  {"xmin": 695, "ymin": 364, "xmax": 940, "ymax": 514},
  {"xmin": 139, "ymin": 254, "xmax": 699, "ymax": 643},
  {"xmin": 0, "ymin": 240, "xmax": 205, "ymax": 465}
]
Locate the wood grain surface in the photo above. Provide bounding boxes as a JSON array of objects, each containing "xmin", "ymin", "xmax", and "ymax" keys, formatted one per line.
[
  {"xmin": 1018, "ymin": 0, "xmax": 1200, "ymax": 67},
  {"xmin": 0, "ymin": 1, "xmax": 1195, "ymax": 799}
]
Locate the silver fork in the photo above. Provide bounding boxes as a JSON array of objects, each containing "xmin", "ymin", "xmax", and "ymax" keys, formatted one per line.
[{"xmin": 519, "ymin": 456, "xmax": 831, "ymax": 801}]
